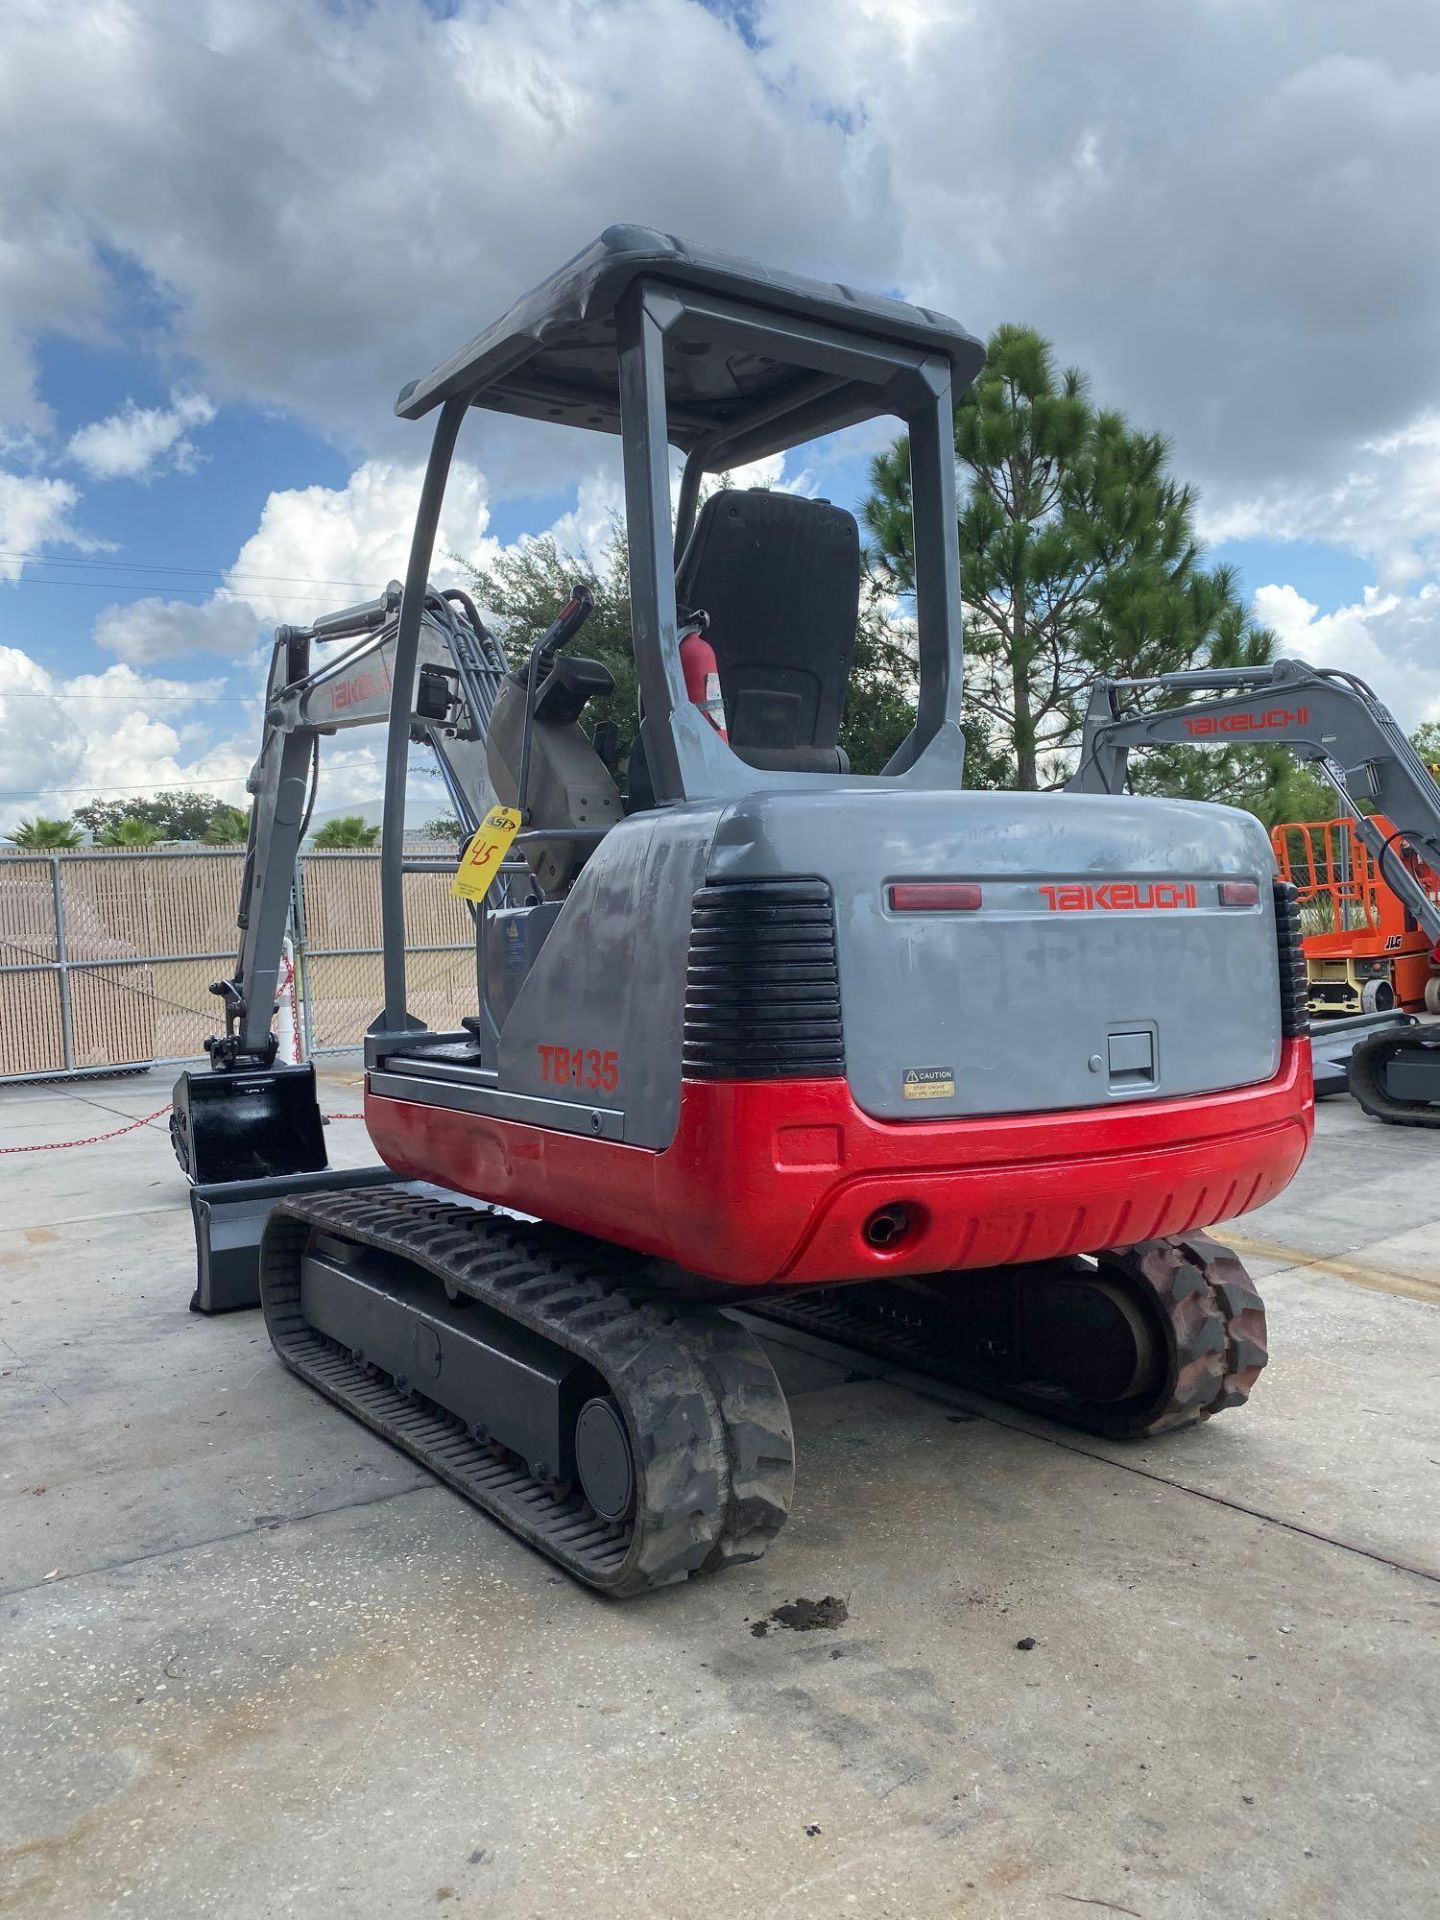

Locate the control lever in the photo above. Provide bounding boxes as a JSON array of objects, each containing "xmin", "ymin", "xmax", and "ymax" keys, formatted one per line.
[
  {"xmin": 517, "ymin": 585, "xmax": 596, "ymax": 825},
  {"xmin": 534, "ymin": 584, "xmax": 595, "ymax": 668}
]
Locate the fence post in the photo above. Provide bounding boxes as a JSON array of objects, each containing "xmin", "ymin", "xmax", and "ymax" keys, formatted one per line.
[
  {"xmin": 291, "ymin": 863, "xmax": 315, "ymax": 1058},
  {"xmin": 50, "ymin": 853, "xmax": 76, "ymax": 1074}
]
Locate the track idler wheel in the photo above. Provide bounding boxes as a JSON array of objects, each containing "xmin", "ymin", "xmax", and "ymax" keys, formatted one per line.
[
  {"xmin": 1080, "ymin": 1235, "xmax": 1269, "ymax": 1437},
  {"xmin": 909, "ymin": 1232, "xmax": 1268, "ymax": 1437},
  {"xmin": 573, "ymin": 1396, "xmax": 636, "ymax": 1523}
]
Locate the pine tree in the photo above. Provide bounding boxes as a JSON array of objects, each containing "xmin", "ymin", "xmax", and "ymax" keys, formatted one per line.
[
  {"xmin": 863, "ymin": 324, "xmax": 1276, "ymax": 792},
  {"xmin": 464, "ymin": 527, "xmax": 638, "ymax": 762}
]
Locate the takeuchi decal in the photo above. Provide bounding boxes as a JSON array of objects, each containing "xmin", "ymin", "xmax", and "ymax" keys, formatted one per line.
[
  {"xmin": 1182, "ymin": 706, "xmax": 1309, "ymax": 736},
  {"xmin": 1040, "ymin": 882, "xmax": 1199, "ymax": 912}
]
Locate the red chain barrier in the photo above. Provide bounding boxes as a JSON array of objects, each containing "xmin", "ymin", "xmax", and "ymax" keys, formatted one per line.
[
  {"xmin": 0, "ymin": 1102, "xmax": 173, "ymax": 1154},
  {"xmin": 0, "ymin": 1101, "xmax": 368, "ymax": 1153}
]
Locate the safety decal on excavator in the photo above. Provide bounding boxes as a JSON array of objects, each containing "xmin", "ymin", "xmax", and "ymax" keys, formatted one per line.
[
  {"xmin": 903, "ymin": 1066, "xmax": 955, "ymax": 1100},
  {"xmin": 451, "ymin": 805, "xmax": 523, "ymax": 901},
  {"xmin": 537, "ymin": 1045, "xmax": 620, "ymax": 1093}
]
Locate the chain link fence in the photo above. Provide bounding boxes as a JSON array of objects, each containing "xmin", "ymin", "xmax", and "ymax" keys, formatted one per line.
[{"xmin": 0, "ymin": 845, "xmax": 469, "ymax": 1081}]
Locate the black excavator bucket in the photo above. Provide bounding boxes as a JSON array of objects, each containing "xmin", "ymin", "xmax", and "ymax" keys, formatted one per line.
[
  {"xmin": 172, "ymin": 1064, "xmax": 399, "ymax": 1314},
  {"xmin": 171, "ymin": 1063, "xmax": 327, "ymax": 1185}
]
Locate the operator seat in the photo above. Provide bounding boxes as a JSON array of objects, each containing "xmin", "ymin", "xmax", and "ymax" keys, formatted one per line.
[
  {"xmin": 677, "ymin": 487, "xmax": 861, "ymax": 774},
  {"xmin": 627, "ymin": 488, "xmax": 861, "ymax": 803}
]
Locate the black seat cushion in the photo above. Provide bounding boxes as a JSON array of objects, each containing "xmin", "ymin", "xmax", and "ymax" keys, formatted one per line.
[{"xmin": 676, "ymin": 489, "xmax": 860, "ymax": 767}]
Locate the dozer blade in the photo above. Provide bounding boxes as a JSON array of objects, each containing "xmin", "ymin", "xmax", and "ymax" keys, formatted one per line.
[
  {"xmin": 173, "ymin": 1061, "xmax": 395, "ymax": 1314},
  {"xmin": 259, "ymin": 1188, "xmax": 795, "ymax": 1597},
  {"xmin": 186, "ymin": 1165, "xmax": 400, "ymax": 1314}
]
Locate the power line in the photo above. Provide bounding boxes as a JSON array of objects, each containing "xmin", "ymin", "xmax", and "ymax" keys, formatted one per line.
[
  {"xmin": 0, "ymin": 764, "xmax": 440, "ymax": 799},
  {"xmin": 0, "ymin": 575, "xmax": 375, "ymax": 609},
  {"xmin": 2, "ymin": 691, "xmax": 251, "ymax": 704},
  {"xmin": 0, "ymin": 549, "xmax": 382, "ymax": 591}
]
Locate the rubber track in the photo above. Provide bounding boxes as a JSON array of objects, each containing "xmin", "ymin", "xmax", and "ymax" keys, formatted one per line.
[
  {"xmin": 1347, "ymin": 1029, "xmax": 1440, "ymax": 1129},
  {"xmin": 259, "ymin": 1189, "xmax": 793, "ymax": 1597},
  {"xmin": 748, "ymin": 1233, "xmax": 1268, "ymax": 1441}
]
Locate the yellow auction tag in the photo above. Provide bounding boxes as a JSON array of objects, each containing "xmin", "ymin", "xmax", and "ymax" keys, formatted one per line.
[{"xmin": 451, "ymin": 805, "xmax": 522, "ymax": 901}]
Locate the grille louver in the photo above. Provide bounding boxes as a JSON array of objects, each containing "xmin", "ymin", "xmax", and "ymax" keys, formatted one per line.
[
  {"xmin": 684, "ymin": 878, "xmax": 845, "ymax": 1079},
  {"xmin": 1273, "ymin": 880, "xmax": 1310, "ymax": 1039}
]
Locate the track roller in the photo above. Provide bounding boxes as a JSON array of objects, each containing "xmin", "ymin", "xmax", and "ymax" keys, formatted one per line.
[
  {"xmin": 751, "ymin": 1231, "xmax": 1268, "ymax": 1440},
  {"xmin": 259, "ymin": 1189, "xmax": 794, "ymax": 1596}
]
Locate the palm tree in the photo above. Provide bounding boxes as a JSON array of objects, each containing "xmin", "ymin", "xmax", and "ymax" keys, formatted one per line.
[
  {"xmin": 313, "ymin": 815, "xmax": 380, "ymax": 849},
  {"xmin": 98, "ymin": 818, "xmax": 165, "ymax": 848},
  {"xmin": 203, "ymin": 805, "xmax": 250, "ymax": 845},
  {"xmin": 5, "ymin": 816, "xmax": 82, "ymax": 849}
]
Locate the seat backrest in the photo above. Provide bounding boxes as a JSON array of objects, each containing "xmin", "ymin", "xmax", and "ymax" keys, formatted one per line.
[{"xmin": 675, "ymin": 489, "xmax": 860, "ymax": 766}]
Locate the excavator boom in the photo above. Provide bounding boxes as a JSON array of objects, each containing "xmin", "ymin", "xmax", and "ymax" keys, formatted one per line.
[{"xmin": 1070, "ymin": 657, "xmax": 1440, "ymax": 1123}]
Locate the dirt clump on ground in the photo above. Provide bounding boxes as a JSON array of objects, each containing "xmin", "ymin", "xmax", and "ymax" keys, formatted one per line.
[{"xmin": 751, "ymin": 1595, "xmax": 849, "ymax": 1637}]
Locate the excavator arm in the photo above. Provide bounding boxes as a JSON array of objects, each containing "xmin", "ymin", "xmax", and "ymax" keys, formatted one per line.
[
  {"xmin": 212, "ymin": 583, "xmax": 506, "ymax": 1067},
  {"xmin": 171, "ymin": 582, "xmax": 510, "ymax": 1310},
  {"xmin": 1069, "ymin": 656, "xmax": 1440, "ymax": 1127},
  {"xmin": 1069, "ymin": 658, "xmax": 1440, "ymax": 947}
]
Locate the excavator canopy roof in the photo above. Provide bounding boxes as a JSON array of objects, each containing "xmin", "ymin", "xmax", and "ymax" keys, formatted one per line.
[{"xmin": 395, "ymin": 225, "xmax": 984, "ymax": 463}]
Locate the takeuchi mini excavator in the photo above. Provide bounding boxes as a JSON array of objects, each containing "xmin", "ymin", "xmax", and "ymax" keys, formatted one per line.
[{"xmin": 174, "ymin": 230, "xmax": 1312, "ymax": 1596}]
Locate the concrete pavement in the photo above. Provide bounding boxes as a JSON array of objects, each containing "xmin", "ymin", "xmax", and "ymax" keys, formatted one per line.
[{"xmin": 1, "ymin": 1062, "xmax": 1436, "ymax": 1919}]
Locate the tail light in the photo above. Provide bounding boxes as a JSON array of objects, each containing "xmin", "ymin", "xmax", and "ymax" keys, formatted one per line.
[
  {"xmin": 1219, "ymin": 880, "xmax": 1261, "ymax": 908},
  {"xmin": 888, "ymin": 882, "xmax": 982, "ymax": 912}
]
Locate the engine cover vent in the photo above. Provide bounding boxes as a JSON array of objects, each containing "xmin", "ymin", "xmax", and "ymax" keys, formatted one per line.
[
  {"xmin": 684, "ymin": 878, "xmax": 845, "ymax": 1079},
  {"xmin": 1273, "ymin": 880, "xmax": 1310, "ymax": 1039}
]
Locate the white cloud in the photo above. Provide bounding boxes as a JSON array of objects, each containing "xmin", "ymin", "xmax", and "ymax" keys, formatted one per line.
[
  {"xmin": 90, "ymin": 456, "xmax": 497, "ymax": 665},
  {"xmin": 1252, "ymin": 580, "xmax": 1440, "ymax": 731},
  {"xmin": 0, "ymin": 469, "xmax": 90, "ymax": 580},
  {"xmin": 0, "ymin": 646, "xmax": 253, "ymax": 831},
  {"xmin": 0, "ymin": 222, "xmax": 103, "ymax": 431},
  {"xmin": 0, "ymin": 0, "xmax": 889, "ymax": 457},
  {"xmin": 228, "ymin": 457, "xmax": 497, "ymax": 627},
  {"xmin": 1202, "ymin": 409, "xmax": 1440, "ymax": 591},
  {"xmin": 67, "ymin": 389, "xmax": 215, "ymax": 481},
  {"xmin": 93, "ymin": 594, "xmax": 261, "ymax": 666},
  {"xmin": 0, "ymin": 0, "xmax": 1436, "ymax": 528}
]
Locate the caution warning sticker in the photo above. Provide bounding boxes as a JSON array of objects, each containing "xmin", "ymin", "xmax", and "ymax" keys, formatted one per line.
[{"xmin": 903, "ymin": 1066, "xmax": 955, "ymax": 1100}]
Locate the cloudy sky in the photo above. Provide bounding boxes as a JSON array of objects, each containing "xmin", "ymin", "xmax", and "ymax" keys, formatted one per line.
[{"xmin": 2, "ymin": 0, "xmax": 1438, "ymax": 828}]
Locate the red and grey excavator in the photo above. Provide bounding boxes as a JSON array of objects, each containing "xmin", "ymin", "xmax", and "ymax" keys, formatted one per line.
[{"xmin": 173, "ymin": 230, "xmax": 1312, "ymax": 1595}]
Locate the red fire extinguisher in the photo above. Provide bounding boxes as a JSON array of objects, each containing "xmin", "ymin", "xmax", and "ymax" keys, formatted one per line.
[{"xmin": 679, "ymin": 627, "xmax": 728, "ymax": 740}]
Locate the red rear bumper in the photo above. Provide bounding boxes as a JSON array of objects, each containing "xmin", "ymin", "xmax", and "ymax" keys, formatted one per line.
[{"xmin": 365, "ymin": 1039, "xmax": 1312, "ymax": 1287}]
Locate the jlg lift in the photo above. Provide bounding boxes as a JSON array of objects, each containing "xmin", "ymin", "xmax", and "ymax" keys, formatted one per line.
[
  {"xmin": 176, "ymin": 230, "xmax": 1312, "ymax": 1595},
  {"xmin": 1271, "ymin": 814, "xmax": 1440, "ymax": 1017}
]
